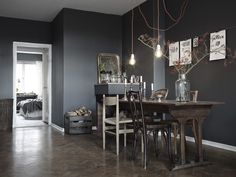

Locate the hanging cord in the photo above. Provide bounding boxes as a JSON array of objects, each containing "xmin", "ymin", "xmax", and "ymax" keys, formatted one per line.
[
  {"xmin": 162, "ymin": 0, "xmax": 188, "ymax": 22},
  {"xmin": 131, "ymin": 9, "xmax": 134, "ymax": 53},
  {"xmin": 157, "ymin": 0, "xmax": 160, "ymax": 43},
  {"xmin": 138, "ymin": 0, "xmax": 189, "ymax": 32}
]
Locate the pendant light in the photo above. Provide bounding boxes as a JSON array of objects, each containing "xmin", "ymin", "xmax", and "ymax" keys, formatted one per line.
[
  {"xmin": 155, "ymin": 0, "xmax": 163, "ymax": 58},
  {"xmin": 129, "ymin": 9, "xmax": 136, "ymax": 65}
]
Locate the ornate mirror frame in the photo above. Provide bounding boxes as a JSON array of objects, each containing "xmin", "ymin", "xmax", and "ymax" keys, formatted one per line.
[{"xmin": 97, "ymin": 53, "xmax": 121, "ymax": 83}]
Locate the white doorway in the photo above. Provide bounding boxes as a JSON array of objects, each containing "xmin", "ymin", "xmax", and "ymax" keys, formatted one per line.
[{"xmin": 13, "ymin": 42, "xmax": 52, "ymax": 127}]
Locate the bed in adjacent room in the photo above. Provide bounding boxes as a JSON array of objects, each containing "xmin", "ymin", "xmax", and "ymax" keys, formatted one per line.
[{"xmin": 17, "ymin": 99, "xmax": 42, "ymax": 119}]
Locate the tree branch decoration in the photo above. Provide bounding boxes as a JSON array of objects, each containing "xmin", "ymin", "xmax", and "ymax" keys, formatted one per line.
[{"xmin": 138, "ymin": 32, "xmax": 236, "ymax": 75}]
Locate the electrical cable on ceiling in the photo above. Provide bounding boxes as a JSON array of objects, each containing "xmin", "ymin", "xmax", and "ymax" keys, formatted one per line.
[{"xmin": 138, "ymin": 0, "xmax": 189, "ymax": 32}]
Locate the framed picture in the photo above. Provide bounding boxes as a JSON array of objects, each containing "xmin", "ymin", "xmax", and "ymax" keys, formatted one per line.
[
  {"xmin": 180, "ymin": 39, "xmax": 192, "ymax": 65},
  {"xmin": 97, "ymin": 53, "xmax": 121, "ymax": 83},
  {"xmin": 169, "ymin": 42, "xmax": 180, "ymax": 66},
  {"xmin": 210, "ymin": 30, "xmax": 226, "ymax": 61}
]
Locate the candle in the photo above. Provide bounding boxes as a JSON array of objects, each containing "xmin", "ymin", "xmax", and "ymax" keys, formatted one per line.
[
  {"xmin": 140, "ymin": 76, "xmax": 143, "ymax": 83},
  {"xmin": 130, "ymin": 78, "xmax": 133, "ymax": 83},
  {"xmin": 143, "ymin": 82, "xmax": 146, "ymax": 89},
  {"xmin": 130, "ymin": 75, "xmax": 134, "ymax": 83},
  {"xmin": 151, "ymin": 83, "xmax": 154, "ymax": 91}
]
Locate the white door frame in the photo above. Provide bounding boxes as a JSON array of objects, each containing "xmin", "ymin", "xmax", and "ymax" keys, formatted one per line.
[{"xmin": 13, "ymin": 42, "xmax": 52, "ymax": 127}]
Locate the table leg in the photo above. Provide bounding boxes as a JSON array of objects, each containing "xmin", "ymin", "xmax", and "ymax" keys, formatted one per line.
[
  {"xmin": 191, "ymin": 119, "xmax": 199, "ymax": 160},
  {"xmin": 197, "ymin": 118, "xmax": 204, "ymax": 162},
  {"xmin": 179, "ymin": 119, "xmax": 186, "ymax": 165},
  {"xmin": 169, "ymin": 106, "xmax": 212, "ymax": 171}
]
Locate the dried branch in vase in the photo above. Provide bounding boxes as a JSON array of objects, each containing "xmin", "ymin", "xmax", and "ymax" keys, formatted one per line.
[{"xmin": 138, "ymin": 32, "xmax": 236, "ymax": 75}]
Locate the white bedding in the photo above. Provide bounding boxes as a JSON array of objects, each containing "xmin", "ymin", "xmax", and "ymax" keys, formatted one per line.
[{"xmin": 19, "ymin": 108, "xmax": 42, "ymax": 119}]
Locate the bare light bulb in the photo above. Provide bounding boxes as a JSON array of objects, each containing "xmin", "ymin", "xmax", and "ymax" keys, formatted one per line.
[
  {"xmin": 129, "ymin": 53, "xmax": 136, "ymax": 65},
  {"xmin": 155, "ymin": 44, "xmax": 163, "ymax": 58}
]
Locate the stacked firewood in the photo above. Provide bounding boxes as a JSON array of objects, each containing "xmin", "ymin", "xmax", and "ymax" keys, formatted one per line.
[{"xmin": 65, "ymin": 106, "xmax": 92, "ymax": 117}]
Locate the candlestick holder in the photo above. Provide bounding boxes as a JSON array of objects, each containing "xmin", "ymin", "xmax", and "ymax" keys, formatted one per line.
[
  {"xmin": 123, "ymin": 83, "xmax": 128, "ymax": 101},
  {"xmin": 143, "ymin": 88, "xmax": 147, "ymax": 100},
  {"xmin": 139, "ymin": 82, "xmax": 143, "ymax": 95},
  {"xmin": 150, "ymin": 89, "xmax": 154, "ymax": 99}
]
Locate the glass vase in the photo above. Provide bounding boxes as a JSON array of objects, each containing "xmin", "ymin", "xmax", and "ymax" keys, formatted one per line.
[{"xmin": 175, "ymin": 73, "xmax": 190, "ymax": 102}]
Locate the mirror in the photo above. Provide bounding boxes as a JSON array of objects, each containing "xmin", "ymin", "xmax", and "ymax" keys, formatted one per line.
[{"xmin": 97, "ymin": 53, "xmax": 121, "ymax": 83}]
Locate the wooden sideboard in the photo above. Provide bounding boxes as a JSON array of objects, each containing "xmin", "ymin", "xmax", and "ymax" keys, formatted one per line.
[{"xmin": 0, "ymin": 99, "xmax": 13, "ymax": 131}]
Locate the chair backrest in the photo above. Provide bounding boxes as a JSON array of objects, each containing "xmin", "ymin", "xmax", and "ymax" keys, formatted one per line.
[
  {"xmin": 190, "ymin": 90, "xmax": 198, "ymax": 102},
  {"xmin": 127, "ymin": 90, "xmax": 145, "ymax": 130},
  {"xmin": 102, "ymin": 94, "xmax": 119, "ymax": 120},
  {"xmin": 151, "ymin": 88, "xmax": 169, "ymax": 100},
  {"xmin": 103, "ymin": 95, "xmax": 118, "ymax": 106}
]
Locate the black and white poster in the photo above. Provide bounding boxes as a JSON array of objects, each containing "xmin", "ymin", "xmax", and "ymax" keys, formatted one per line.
[
  {"xmin": 169, "ymin": 42, "xmax": 179, "ymax": 66},
  {"xmin": 180, "ymin": 39, "xmax": 192, "ymax": 65},
  {"xmin": 210, "ymin": 30, "xmax": 226, "ymax": 61}
]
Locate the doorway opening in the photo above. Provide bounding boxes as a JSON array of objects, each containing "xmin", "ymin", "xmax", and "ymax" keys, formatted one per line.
[{"xmin": 13, "ymin": 42, "xmax": 52, "ymax": 128}]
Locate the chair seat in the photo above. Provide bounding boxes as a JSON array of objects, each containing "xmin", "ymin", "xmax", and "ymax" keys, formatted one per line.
[
  {"xmin": 104, "ymin": 117, "xmax": 133, "ymax": 125},
  {"xmin": 105, "ymin": 128, "xmax": 134, "ymax": 135}
]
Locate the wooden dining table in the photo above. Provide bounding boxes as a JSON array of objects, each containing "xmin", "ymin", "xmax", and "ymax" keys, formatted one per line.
[{"xmin": 119, "ymin": 99, "xmax": 223, "ymax": 170}]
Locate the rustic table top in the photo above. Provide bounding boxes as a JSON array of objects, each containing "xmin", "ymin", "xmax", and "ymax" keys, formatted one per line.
[{"xmin": 119, "ymin": 99, "xmax": 224, "ymax": 106}]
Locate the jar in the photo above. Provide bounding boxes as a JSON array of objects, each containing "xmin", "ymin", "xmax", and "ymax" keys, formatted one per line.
[{"xmin": 175, "ymin": 73, "xmax": 190, "ymax": 102}]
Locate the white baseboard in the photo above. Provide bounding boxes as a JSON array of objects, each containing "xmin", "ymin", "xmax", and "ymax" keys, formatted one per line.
[
  {"xmin": 155, "ymin": 132, "xmax": 236, "ymax": 152},
  {"xmin": 51, "ymin": 123, "xmax": 64, "ymax": 133},
  {"xmin": 185, "ymin": 136, "xmax": 236, "ymax": 152}
]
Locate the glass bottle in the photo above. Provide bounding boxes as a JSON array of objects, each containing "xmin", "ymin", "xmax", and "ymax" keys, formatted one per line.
[{"xmin": 175, "ymin": 73, "xmax": 190, "ymax": 102}]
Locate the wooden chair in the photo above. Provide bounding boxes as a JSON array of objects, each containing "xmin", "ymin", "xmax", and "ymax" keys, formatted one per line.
[
  {"xmin": 102, "ymin": 94, "xmax": 133, "ymax": 155},
  {"xmin": 127, "ymin": 90, "xmax": 172, "ymax": 169},
  {"xmin": 149, "ymin": 88, "xmax": 169, "ymax": 148},
  {"xmin": 173, "ymin": 90, "xmax": 199, "ymax": 157}
]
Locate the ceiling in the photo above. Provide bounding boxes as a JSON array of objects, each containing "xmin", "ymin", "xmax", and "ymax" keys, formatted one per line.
[{"xmin": 0, "ymin": 0, "xmax": 146, "ymax": 22}]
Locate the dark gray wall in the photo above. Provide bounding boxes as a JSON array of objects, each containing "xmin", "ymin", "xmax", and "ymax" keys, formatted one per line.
[
  {"xmin": 17, "ymin": 53, "xmax": 42, "ymax": 61},
  {"xmin": 122, "ymin": 0, "xmax": 166, "ymax": 97},
  {"xmin": 0, "ymin": 17, "xmax": 52, "ymax": 99},
  {"xmin": 51, "ymin": 12, "xmax": 64, "ymax": 127},
  {"xmin": 165, "ymin": 0, "xmax": 236, "ymax": 146},
  {"xmin": 53, "ymin": 9, "xmax": 122, "ymax": 126},
  {"xmin": 152, "ymin": 0, "xmax": 166, "ymax": 91}
]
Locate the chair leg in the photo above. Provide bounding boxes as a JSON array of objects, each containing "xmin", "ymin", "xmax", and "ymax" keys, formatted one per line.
[
  {"xmin": 103, "ymin": 123, "xmax": 105, "ymax": 150},
  {"xmin": 143, "ymin": 130, "xmax": 147, "ymax": 170},
  {"xmin": 184, "ymin": 136, "xmax": 187, "ymax": 152},
  {"xmin": 133, "ymin": 131, "xmax": 138, "ymax": 159},
  {"xmin": 162, "ymin": 129, "xmax": 168, "ymax": 145},
  {"xmin": 160, "ymin": 130, "xmax": 166, "ymax": 149},
  {"xmin": 141, "ymin": 134, "xmax": 144, "ymax": 153},
  {"xmin": 124, "ymin": 124, "xmax": 127, "ymax": 147},
  {"xmin": 173, "ymin": 124, "xmax": 178, "ymax": 156},
  {"xmin": 116, "ymin": 124, "xmax": 119, "ymax": 155},
  {"xmin": 167, "ymin": 125, "xmax": 172, "ymax": 162},
  {"xmin": 153, "ymin": 130, "xmax": 159, "ymax": 157}
]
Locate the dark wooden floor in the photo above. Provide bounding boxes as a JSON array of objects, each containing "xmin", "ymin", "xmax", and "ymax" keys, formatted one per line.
[{"xmin": 0, "ymin": 126, "xmax": 235, "ymax": 177}]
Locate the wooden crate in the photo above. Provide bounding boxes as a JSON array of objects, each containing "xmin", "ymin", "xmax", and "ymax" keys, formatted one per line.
[{"xmin": 64, "ymin": 115, "xmax": 92, "ymax": 134}]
